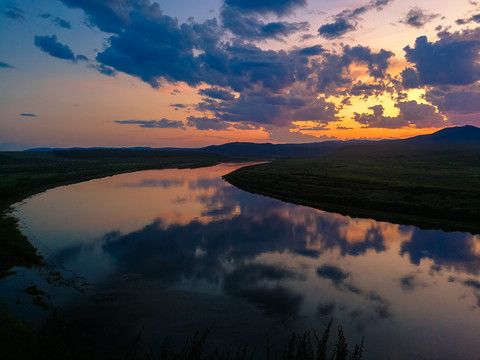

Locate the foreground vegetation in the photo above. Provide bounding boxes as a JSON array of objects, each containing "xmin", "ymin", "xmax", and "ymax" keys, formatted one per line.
[
  {"xmin": 0, "ymin": 149, "xmax": 237, "ymax": 275},
  {"xmin": 1, "ymin": 311, "xmax": 363, "ymax": 360},
  {"xmin": 224, "ymin": 144, "xmax": 480, "ymax": 234}
]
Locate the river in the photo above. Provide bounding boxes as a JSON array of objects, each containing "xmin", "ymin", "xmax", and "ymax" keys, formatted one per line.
[{"xmin": 3, "ymin": 163, "xmax": 480, "ymax": 359}]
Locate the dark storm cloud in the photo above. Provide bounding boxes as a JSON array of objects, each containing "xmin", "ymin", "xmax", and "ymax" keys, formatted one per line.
[
  {"xmin": 354, "ymin": 100, "xmax": 444, "ymax": 128},
  {"xmin": 2, "ymin": 5, "xmax": 24, "ymax": 20},
  {"xmin": 114, "ymin": 119, "xmax": 185, "ymax": 129},
  {"xmin": 0, "ymin": 61, "xmax": 14, "ymax": 68},
  {"xmin": 221, "ymin": 5, "xmax": 309, "ymax": 41},
  {"xmin": 224, "ymin": 0, "xmax": 307, "ymax": 16},
  {"xmin": 318, "ymin": 0, "xmax": 394, "ymax": 39},
  {"xmin": 34, "ymin": 35, "xmax": 78, "ymax": 61},
  {"xmin": 20, "ymin": 113, "xmax": 37, "ymax": 117},
  {"xmin": 404, "ymin": 32, "xmax": 480, "ymax": 86},
  {"xmin": 198, "ymin": 87, "xmax": 236, "ymax": 101},
  {"xmin": 400, "ymin": 8, "xmax": 440, "ymax": 28}
]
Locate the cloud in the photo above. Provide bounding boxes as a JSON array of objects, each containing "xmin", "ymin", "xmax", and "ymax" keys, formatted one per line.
[
  {"xmin": 89, "ymin": 63, "xmax": 116, "ymax": 76},
  {"xmin": 317, "ymin": 302, "xmax": 336, "ymax": 317},
  {"xmin": 354, "ymin": 101, "xmax": 445, "ymax": 128},
  {"xmin": 221, "ymin": 5, "xmax": 309, "ymax": 41},
  {"xmin": 396, "ymin": 100, "xmax": 445, "ymax": 127},
  {"xmin": 54, "ymin": 0, "xmax": 403, "ymax": 132},
  {"xmin": 318, "ymin": 0, "xmax": 394, "ymax": 39},
  {"xmin": 169, "ymin": 103, "xmax": 186, "ymax": 109},
  {"xmin": 403, "ymin": 31, "xmax": 480, "ymax": 86},
  {"xmin": 400, "ymin": 229, "xmax": 480, "ymax": 274},
  {"xmin": 400, "ymin": 274, "xmax": 418, "ymax": 291},
  {"xmin": 20, "ymin": 113, "xmax": 37, "ymax": 117},
  {"xmin": 0, "ymin": 61, "xmax": 14, "ymax": 68},
  {"xmin": 59, "ymin": 1, "xmax": 315, "ymax": 92},
  {"xmin": 425, "ymin": 84, "xmax": 480, "ymax": 115},
  {"xmin": 223, "ymin": 0, "xmax": 307, "ymax": 16},
  {"xmin": 314, "ymin": 45, "xmax": 394, "ymax": 96},
  {"xmin": 318, "ymin": 18, "xmax": 355, "ymax": 39},
  {"xmin": 316, "ymin": 264, "xmax": 350, "ymax": 286},
  {"xmin": 464, "ymin": 279, "xmax": 480, "ymax": 290},
  {"xmin": 198, "ymin": 87, "xmax": 236, "ymax": 101},
  {"xmin": 114, "ymin": 119, "xmax": 185, "ymax": 129},
  {"xmin": 40, "ymin": 13, "xmax": 72, "ymax": 29},
  {"xmin": 456, "ymin": 13, "xmax": 480, "ymax": 25},
  {"xmin": 2, "ymin": 5, "xmax": 24, "ymax": 20},
  {"xmin": 34, "ymin": 35, "xmax": 77, "ymax": 61},
  {"xmin": 348, "ymin": 81, "xmax": 386, "ymax": 97},
  {"xmin": 195, "ymin": 90, "xmax": 337, "ymax": 128},
  {"xmin": 343, "ymin": 45, "xmax": 394, "ymax": 79},
  {"xmin": 400, "ymin": 67, "xmax": 420, "ymax": 89},
  {"xmin": 267, "ymin": 127, "xmax": 337, "ymax": 143},
  {"xmin": 223, "ymin": 264, "xmax": 304, "ymax": 317},
  {"xmin": 296, "ymin": 45, "xmax": 325, "ymax": 56},
  {"xmin": 186, "ymin": 116, "xmax": 231, "ymax": 130},
  {"xmin": 400, "ymin": 8, "xmax": 440, "ymax": 28}
]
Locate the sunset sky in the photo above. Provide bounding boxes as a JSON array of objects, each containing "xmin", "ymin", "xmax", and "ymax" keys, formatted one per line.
[{"xmin": 1, "ymin": 0, "xmax": 479, "ymax": 150}]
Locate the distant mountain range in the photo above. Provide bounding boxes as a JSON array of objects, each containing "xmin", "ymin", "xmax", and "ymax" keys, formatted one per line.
[
  {"xmin": 25, "ymin": 125, "xmax": 480, "ymax": 158},
  {"xmin": 402, "ymin": 125, "xmax": 480, "ymax": 144}
]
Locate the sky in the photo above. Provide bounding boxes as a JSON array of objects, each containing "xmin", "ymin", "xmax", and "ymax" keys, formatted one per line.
[{"xmin": 0, "ymin": 0, "xmax": 479, "ymax": 150}]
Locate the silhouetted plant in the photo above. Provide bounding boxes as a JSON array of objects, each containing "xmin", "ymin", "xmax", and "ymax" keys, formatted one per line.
[
  {"xmin": 279, "ymin": 321, "xmax": 363, "ymax": 360},
  {"xmin": 334, "ymin": 327, "xmax": 347, "ymax": 360},
  {"xmin": 315, "ymin": 319, "xmax": 332, "ymax": 360}
]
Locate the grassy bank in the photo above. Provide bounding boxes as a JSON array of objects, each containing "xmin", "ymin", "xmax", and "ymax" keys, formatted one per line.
[
  {"xmin": 224, "ymin": 145, "xmax": 480, "ymax": 234},
  {"xmin": 0, "ymin": 149, "xmax": 238, "ymax": 275}
]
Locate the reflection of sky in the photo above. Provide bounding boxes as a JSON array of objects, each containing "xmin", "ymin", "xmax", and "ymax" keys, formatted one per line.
[{"xmin": 12, "ymin": 164, "xmax": 480, "ymax": 359}]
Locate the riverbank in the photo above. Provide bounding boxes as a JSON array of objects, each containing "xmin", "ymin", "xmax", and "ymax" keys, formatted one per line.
[
  {"xmin": 0, "ymin": 149, "xmax": 239, "ymax": 275},
  {"xmin": 224, "ymin": 146, "xmax": 480, "ymax": 235}
]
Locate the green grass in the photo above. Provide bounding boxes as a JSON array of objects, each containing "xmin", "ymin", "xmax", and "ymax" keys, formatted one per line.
[{"xmin": 224, "ymin": 146, "xmax": 480, "ymax": 234}]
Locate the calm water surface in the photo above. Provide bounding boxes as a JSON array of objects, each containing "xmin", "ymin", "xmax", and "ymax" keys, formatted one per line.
[{"xmin": 7, "ymin": 163, "xmax": 480, "ymax": 359}]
